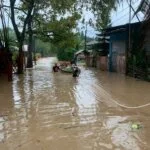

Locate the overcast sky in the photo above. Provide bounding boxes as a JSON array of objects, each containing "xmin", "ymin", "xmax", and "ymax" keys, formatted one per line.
[
  {"xmin": 1, "ymin": 0, "xmax": 144, "ymax": 38},
  {"xmin": 81, "ymin": 0, "xmax": 144, "ymax": 37}
]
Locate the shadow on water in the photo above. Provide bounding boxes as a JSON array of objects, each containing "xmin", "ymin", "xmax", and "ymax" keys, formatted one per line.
[{"xmin": 0, "ymin": 57, "xmax": 150, "ymax": 150}]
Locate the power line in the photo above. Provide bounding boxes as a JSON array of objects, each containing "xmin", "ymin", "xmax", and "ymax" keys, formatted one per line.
[
  {"xmin": 110, "ymin": 5, "xmax": 139, "ymax": 25},
  {"xmin": 111, "ymin": 0, "xmax": 140, "ymax": 22},
  {"xmin": 111, "ymin": 13, "xmax": 130, "ymax": 24},
  {"xmin": 111, "ymin": 0, "xmax": 139, "ymax": 18},
  {"xmin": 112, "ymin": 5, "xmax": 130, "ymax": 17}
]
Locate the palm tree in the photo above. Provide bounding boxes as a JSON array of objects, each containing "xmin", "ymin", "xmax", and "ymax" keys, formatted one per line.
[
  {"xmin": 135, "ymin": 0, "xmax": 150, "ymax": 21},
  {"xmin": 132, "ymin": 0, "xmax": 150, "ymax": 79},
  {"xmin": 134, "ymin": 0, "xmax": 150, "ymax": 48}
]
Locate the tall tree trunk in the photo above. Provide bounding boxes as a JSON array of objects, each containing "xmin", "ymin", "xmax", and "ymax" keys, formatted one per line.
[
  {"xmin": 16, "ymin": 40, "xmax": 24, "ymax": 74},
  {"xmin": 17, "ymin": 47, "xmax": 24, "ymax": 74},
  {"xmin": 27, "ymin": 19, "xmax": 33, "ymax": 68},
  {"xmin": 10, "ymin": 0, "xmax": 35, "ymax": 73},
  {"xmin": 7, "ymin": 51, "xmax": 13, "ymax": 81}
]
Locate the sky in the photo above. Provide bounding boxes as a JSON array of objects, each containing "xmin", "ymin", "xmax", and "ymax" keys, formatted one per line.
[
  {"xmin": 80, "ymin": 0, "xmax": 144, "ymax": 37},
  {"xmin": 1, "ymin": 0, "xmax": 144, "ymax": 38},
  {"xmin": 111, "ymin": 0, "xmax": 143, "ymax": 26}
]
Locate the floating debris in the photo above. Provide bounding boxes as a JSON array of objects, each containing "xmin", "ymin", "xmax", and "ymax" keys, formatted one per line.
[{"xmin": 131, "ymin": 123, "xmax": 142, "ymax": 130}]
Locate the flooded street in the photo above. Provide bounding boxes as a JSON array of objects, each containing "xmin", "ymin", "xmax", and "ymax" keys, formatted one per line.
[{"xmin": 0, "ymin": 57, "xmax": 150, "ymax": 150}]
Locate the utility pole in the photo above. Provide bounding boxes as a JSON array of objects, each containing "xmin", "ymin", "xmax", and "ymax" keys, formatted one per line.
[
  {"xmin": 84, "ymin": 23, "xmax": 87, "ymax": 52},
  {"xmin": 129, "ymin": 0, "xmax": 132, "ymax": 52},
  {"xmin": 126, "ymin": 0, "xmax": 132, "ymax": 75}
]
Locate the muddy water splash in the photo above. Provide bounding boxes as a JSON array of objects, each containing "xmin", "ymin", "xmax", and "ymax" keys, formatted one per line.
[{"xmin": 0, "ymin": 57, "xmax": 150, "ymax": 150}]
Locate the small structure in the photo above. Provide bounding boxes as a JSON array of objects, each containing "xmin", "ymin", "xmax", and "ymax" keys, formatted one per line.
[
  {"xmin": 95, "ymin": 36, "xmax": 109, "ymax": 70},
  {"xmin": 99, "ymin": 24, "xmax": 129, "ymax": 74},
  {"xmin": 97, "ymin": 21, "xmax": 150, "ymax": 79},
  {"xmin": 74, "ymin": 49, "xmax": 91, "ymax": 65},
  {"xmin": 83, "ymin": 39, "xmax": 109, "ymax": 70}
]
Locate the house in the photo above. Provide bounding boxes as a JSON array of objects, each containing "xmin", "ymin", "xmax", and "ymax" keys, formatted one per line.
[
  {"xmin": 74, "ymin": 41, "xmax": 97, "ymax": 66},
  {"xmin": 99, "ymin": 24, "xmax": 129, "ymax": 74},
  {"xmin": 84, "ymin": 40, "xmax": 109, "ymax": 70},
  {"xmin": 97, "ymin": 22, "xmax": 150, "ymax": 79}
]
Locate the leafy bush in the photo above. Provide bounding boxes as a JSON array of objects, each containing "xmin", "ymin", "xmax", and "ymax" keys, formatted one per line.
[{"xmin": 57, "ymin": 48, "xmax": 75, "ymax": 61}]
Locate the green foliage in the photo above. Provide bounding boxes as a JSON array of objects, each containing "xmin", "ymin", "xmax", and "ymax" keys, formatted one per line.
[
  {"xmin": 57, "ymin": 48, "xmax": 75, "ymax": 61},
  {"xmin": 37, "ymin": 12, "xmax": 81, "ymax": 44},
  {"xmin": 134, "ymin": 50, "xmax": 147, "ymax": 69},
  {"xmin": 8, "ymin": 28, "xmax": 18, "ymax": 48},
  {"xmin": 0, "ymin": 28, "xmax": 18, "ymax": 50},
  {"xmin": 91, "ymin": 0, "xmax": 117, "ymax": 30},
  {"xmin": 34, "ymin": 12, "xmax": 81, "ymax": 60},
  {"xmin": 127, "ymin": 24, "xmax": 148, "ymax": 80},
  {"xmin": 35, "ymin": 39, "xmax": 56, "ymax": 57},
  {"xmin": 35, "ymin": 53, "xmax": 41, "ymax": 59},
  {"xmin": 9, "ymin": 0, "xmax": 122, "ymax": 62},
  {"xmin": 130, "ymin": 26, "xmax": 147, "ymax": 70},
  {"xmin": 75, "ymin": 0, "xmax": 118, "ymax": 30},
  {"xmin": 12, "ymin": 50, "xmax": 18, "ymax": 65}
]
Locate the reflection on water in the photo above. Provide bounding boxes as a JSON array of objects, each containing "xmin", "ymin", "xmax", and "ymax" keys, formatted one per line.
[
  {"xmin": 0, "ymin": 57, "xmax": 150, "ymax": 150},
  {"xmin": 0, "ymin": 117, "xmax": 4, "ymax": 142}
]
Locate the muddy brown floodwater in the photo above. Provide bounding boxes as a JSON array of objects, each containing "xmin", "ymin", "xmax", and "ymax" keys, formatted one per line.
[{"xmin": 0, "ymin": 57, "xmax": 150, "ymax": 150}]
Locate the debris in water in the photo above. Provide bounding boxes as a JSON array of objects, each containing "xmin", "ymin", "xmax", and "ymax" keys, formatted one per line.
[
  {"xmin": 71, "ymin": 106, "xmax": 79, "ymax": 116},
  {"xmin": 71, "ymin": 107, "xmax": 76, "ymax": 116},
  {"xmin": 36, "ymin": 139, "xmax": 41, "ymax": 143},
  {"xmin": 131, "ymin": 123, "xmax": 142, "ymax": 130}
]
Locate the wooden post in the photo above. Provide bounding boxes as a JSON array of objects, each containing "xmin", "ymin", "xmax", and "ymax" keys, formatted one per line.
[{"xmin": 7, "ymin": 61, "xmax": 12, "ymax": 81}]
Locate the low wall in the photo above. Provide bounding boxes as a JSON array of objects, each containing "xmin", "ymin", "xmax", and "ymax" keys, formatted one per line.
[
  {"xmin": 85, "ymin": 56, "xmax": 108, "ymax": 71},
  {"xmin": 96, "ymin": 56, "xmax": 108, "ymax": 71},
  {"xmin": 85, "ymin": 56, "xmax": 93, "ymax": 67},
  {"xmin": 116, "ymin": 55, "xmax": 126, "ymax": 74}
]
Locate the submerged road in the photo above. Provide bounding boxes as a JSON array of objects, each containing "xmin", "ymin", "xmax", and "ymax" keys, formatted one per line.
[{"xmin": 0, "ymin": 57, "xmax": 150, "ymax": 150}]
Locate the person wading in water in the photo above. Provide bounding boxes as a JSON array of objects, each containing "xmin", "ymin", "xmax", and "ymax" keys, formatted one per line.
[
  {"xmin": 72, "ymin": 66, "xmax": 80, "ymax": 77},
  {"xmin": 53, "ymin": 63, "xmax": 60, "ymax": 72}
]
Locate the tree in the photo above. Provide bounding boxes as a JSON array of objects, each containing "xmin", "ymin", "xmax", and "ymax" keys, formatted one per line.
[
  {"xmin": 134, "ymin": 0, "xmax": 150, "ymax": 21},
  {"xmin": 6, "ymin": 0, "xmax": 122, "ymax": 71},
  {"xmin": 9, "ymin": 0, "xmax": 78, "ymax": 70},
  {"xmin": 9, "ymin": 0, "xmax": 35, "ymax": 73},
  {"xmin": 35, "ymin": 39, "xmax": 56, "ymax": 57},
  {"xmin": 0, "ymin": 0, "xmax": 13, "ymax": 81},
  {"xmin": 0, "ymin": 0, "xmax": 9, "ymax": 50},
  {"xmin": 31, "ymin": 11, "xmax": 81, "ymax": 60},
  {"xmin": 74, "ymin": 0, "xmax": 119, "ymax": 30},
  {"xmin": 91, "ymin": 0, "xmax": 116, "ymax": 29},
  {"xmin": 17, "ymin": 0, "xmax": 79, "ymax": 68}
]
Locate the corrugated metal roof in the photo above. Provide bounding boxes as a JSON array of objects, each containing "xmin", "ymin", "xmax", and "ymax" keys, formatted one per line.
[
  {"xmin": 75, "ymin": 50, "xmax": 84, "ymax": 55},
  {"xmin": 86, "ymin": 40, "xmax": 99, "ymax": 46}
]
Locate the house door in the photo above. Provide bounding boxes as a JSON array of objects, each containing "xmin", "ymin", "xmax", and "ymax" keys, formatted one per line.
[{"xmin": 112, "ymin": 41, "xmax": 126, "ymax": 73}]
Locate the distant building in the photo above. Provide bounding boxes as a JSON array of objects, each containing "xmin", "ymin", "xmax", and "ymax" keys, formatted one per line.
[{"xmin": 86, "ymin": 22, "xmax": 150, "ymax": 80}]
